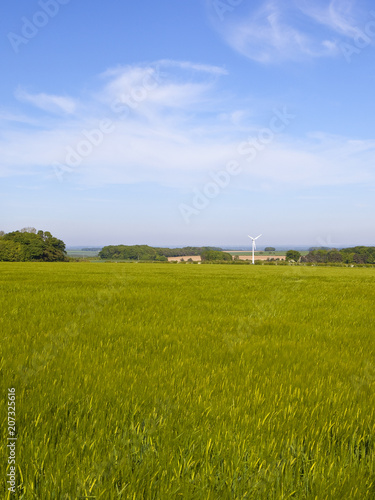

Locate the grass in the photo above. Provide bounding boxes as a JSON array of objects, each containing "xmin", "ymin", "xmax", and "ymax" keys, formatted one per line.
[{"xmin": 1, "ymin": 263, "xmax": 375, "ymax": 498}]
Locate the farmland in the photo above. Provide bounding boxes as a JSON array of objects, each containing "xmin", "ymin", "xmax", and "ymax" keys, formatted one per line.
[
  {"xmin": 228, "ymin": 251, "xmax": 310, "ymax": 257},
  {"xmin": 1, "ymin": 263, "xmax": 375, "ymax": 499},
  {"xmin": 66, "ymin": 249, "xmax": 100, "ymax": 258}
]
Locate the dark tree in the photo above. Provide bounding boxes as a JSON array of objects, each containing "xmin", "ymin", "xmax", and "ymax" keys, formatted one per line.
[
  {"xmin": 99, "ymin": 245, "xmax": 221, "ymax": 261},
  {"xmin": 201, "ymin": 250, "xmax": 232, "ymax": 261},
  {"xmin": 285, "ymin": 250, "xmax": 301, "ymax": 262},
  {"xmin": 0, "ymin": 229, "xmax": 67, "ymax": 262}
]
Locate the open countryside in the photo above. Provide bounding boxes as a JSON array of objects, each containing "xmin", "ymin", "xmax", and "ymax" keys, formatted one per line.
[
  {"xmin": 1, "ymin": 261, "xmax": 375, "ymax": 498},
  {"xmin": 166, "ymin": 252, "xmax": 287, "ymax": 262},
  {"xmin": 3, "ymin": 1, "xmax": 375, "ymax": 498}
]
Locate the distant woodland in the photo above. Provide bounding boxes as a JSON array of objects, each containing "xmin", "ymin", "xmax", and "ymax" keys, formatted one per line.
[
  {"xmin": 0, "ymin": 228, "xmax": 67, "ymax": 262},
  {"xmin": 99, "ymin": 245, "xmax": 222, "ymax": 261},
  {"xmin": 301, "ymin": 247, "xmax": 375, "ymax": 264}
]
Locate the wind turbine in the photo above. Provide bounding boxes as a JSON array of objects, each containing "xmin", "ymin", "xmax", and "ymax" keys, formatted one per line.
[{"xmin": 248, "ymin": 234, "xmax": 262, "ymax": 264}]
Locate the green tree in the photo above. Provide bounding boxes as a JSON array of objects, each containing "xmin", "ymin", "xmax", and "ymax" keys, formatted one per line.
[
  {"xmin": 327, "ymin": 250, "xmax": 343, "ymax": 263},
  {"xmin": 0, "ymin": 229, "xmax": 66, "ymax": 262},
  {"xmin": 201, "ymin": 250, "xmax": 232, "ymax": 262},
  {"xmin": 99, "ymin": 245, "xmax": 224, "ymax": 261},
  {"xmin": 286, "ymin": 250, "xmax": 301, "ymax": 262},
  {"xmin": 0, "ymin": 240, "xmax": 22, "ymax": 261}
]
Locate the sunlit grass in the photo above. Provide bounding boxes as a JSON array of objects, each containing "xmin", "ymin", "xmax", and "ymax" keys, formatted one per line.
[{"xmin": 1, "ymin": 263, "xmax": 375, "ymax": 498}]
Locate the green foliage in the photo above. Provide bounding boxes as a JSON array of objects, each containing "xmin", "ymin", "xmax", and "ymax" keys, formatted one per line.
[
  {"xmin": 265, "ymin": 247, "xmax": 276, "ymax": 251},
  {"xmin": 159, "ymin": 246, "xmax": 221, "ymax": 257},
  {"xmin": 0, "ymin": 229, "xmax": 66, "ymax": 261},
  {"xmin": 201, "ymin": 250, "xmax": 233, "ymax": 261},
  {"xmin": 341, "ymin": 246, "xmax": 375, "ymax": 264},
  {"xmin": 1, "ymin": 264, "xmax": 375, "ymax": 498},
  {"xmin": 98, "ymin": 245, "xmax": 166, "ymax": 261},
  {"xmin": 286, "ymin": 250, "xmax": 301, "ymax": 262},
  {"xmin": 302, "ymin": 247, "xmax": 375, "ymax": 265},
  {"xmin": 99, "ymin": 245, "xmax": 221, "ymax": 261}
]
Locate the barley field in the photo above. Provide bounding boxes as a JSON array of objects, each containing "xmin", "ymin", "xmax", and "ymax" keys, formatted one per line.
[{"xmin": 1, "ymin": 263, "xmax": 375, "ymax": 499}]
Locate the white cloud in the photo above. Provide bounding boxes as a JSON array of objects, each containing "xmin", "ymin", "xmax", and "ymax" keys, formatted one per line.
[
  {"xmin": 14, "ymin": 88, "xmax": 77, "ymax": 114},
  {"xmin": 0, "ymin": 110, "xmax": 38, "ymax": 125},
  {"xmin": 237, "ymin": 136, "xmax": 375, "ymax": 188},
  {"xmin": 1, "ymin": 61, "xmax": 375, "ymax": 193},
  {"xmin": 98, "ymin": 61, "xmax": 224, "ymax": 113},
  {"xmin": 207, "ymin": 0, "xmax": 368, "ymax": 63},
  {"xmin": 297, "ymin": 0, "xmax": 360, "ymax": 37},
  {"xmin": 157, "ymin": 60, "xmax": 228, "ymax": 75}
]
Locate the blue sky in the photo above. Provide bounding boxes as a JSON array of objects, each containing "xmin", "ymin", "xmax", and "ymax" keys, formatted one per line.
[{"xmin": 1, "ymin": 0, "xmax": 375, "ymax": 247}]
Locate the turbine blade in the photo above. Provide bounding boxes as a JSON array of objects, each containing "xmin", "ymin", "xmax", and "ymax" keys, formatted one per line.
[
  {"xmin": 248, "ymin": 235, "xmax": 254, "ymax": 239},
  {"xmin": 255, "ymin": 234, "xmax": 262, "ymax": 239}
]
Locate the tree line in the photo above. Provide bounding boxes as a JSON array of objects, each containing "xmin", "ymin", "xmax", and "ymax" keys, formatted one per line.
[
  {"xmin": 296, "ymin": 247, "xmax": 375, "ymax": 264},
  {"xmin": 0, "ymin": 228, "xmax": 67, "ymax": 262},
  {"xmin": 99, "ymin": 245, "xmax": 223, "ymax": 261},
  {"xmin": 201, "ymin": 250, "xmax": 232, "ymax": 261}
]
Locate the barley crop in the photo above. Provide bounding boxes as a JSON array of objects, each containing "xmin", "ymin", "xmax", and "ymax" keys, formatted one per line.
[{"xmin": 1, "ymin": 263, "xmax": 375, "ymax": 499}]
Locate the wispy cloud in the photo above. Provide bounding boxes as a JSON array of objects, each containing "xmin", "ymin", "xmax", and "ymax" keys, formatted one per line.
[
  {"xmin": 98, "ymin": 60, "xmax": 224, "ymax": 113},
  {"xmin": 235, "ymin": 133, "xmax": 375, "ymax": 188},
  {"xmin": 0, "ymin": 110, "xmax": 38, "ymax": 125},
  {"xmin": 157, "ymin": 60, "xmax": 228, "ymax": 75},
  {"xmin": 14, "ymin": 88, "xmax": 77, "ymax": 114},
  {"xmin": 297, "ymin": 0, "xmax": 361, "ymax": 37},
  {"xmin": 207, "ymin": 0, "xmax": 368, "ymax": 63},
  {"xmin": 1, "ymin": 60, "xmax": 375, "ymax": 193}
]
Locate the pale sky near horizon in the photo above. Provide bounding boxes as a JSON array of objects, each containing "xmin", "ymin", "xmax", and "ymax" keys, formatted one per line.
[{"xmin": 1, "ymin": 0, "xmax": 375, "ymax": 248}]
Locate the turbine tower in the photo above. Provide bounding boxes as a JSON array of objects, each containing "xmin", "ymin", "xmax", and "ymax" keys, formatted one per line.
[{"xmin": 248, "ymin": 234, "xmax": 262, "ymax": 264}]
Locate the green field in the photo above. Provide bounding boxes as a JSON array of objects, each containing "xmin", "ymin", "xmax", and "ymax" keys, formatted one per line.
[
  {"xmin": 1, "ymin": 263, "xmax": 375, "ymax": 499},
  {"xmin": 66, "ymin": 250, "xmax": 100, "ymax": 258}
]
